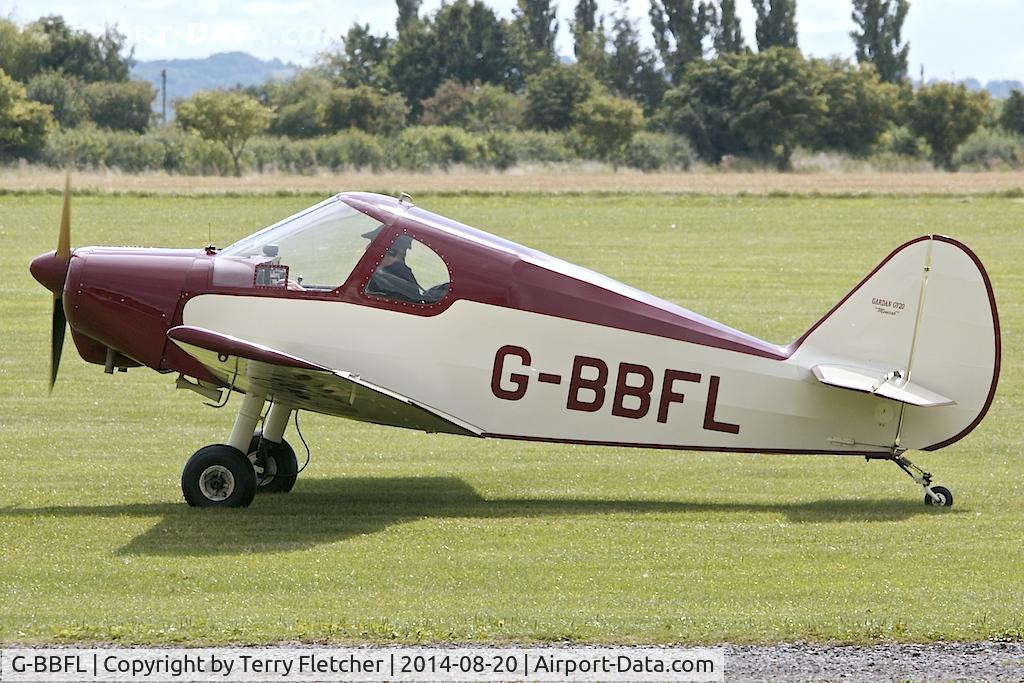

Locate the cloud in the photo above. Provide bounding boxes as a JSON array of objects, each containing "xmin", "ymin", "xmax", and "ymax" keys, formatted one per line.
[{"xmin": 240, "ymin": 1, "xmax": 314, "ymax": 19}]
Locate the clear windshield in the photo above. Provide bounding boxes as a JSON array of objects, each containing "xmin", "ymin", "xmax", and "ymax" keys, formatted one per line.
[{"xmin": 216, "ymin": 197, "xmax": 384, "ymax": 291}]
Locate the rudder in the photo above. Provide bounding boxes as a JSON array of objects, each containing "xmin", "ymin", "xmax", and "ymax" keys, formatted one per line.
[{"xmin": 790, "ymin": 235, "xmax": 999, "ymax": 451}]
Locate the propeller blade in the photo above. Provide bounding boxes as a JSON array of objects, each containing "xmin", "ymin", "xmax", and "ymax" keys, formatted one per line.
[
  {"xmin": 50, "ymin": 295, "xmax": 66, "ymax": 392},
  {"xmin": 56, "ymin": 172, "xmax": 71, "ymax": 261}
]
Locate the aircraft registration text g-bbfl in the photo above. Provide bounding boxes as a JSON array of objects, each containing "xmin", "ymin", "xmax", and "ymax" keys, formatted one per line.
[{"xmin": 491, "ymin": 344, "xmax": 740, "ymax": 435}]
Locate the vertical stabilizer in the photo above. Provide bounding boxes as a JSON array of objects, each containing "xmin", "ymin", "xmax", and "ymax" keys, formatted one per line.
[{"xmin": 790, "ymin": 236, "xmax": 999, "ymax": 451}]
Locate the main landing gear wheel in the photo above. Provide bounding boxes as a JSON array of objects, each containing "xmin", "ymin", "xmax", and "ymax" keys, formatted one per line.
[
  {"xmin": 247, "ymin": 432, "xmax": 298, "ymax": 494},
  {"xmin": 925, "ymin": 485, "xmax": 953, "ymax": 507},
  {"xmin": 182, "ymin": 444, "xmax": 257, "ymax": 508}
]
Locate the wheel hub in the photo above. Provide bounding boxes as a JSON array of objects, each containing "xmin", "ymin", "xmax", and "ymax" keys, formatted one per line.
[
  {"xmin": 248, "ymin": 447, "xmax": 278, "ymax": 486},
  {"xmin": 199, "ymin": 465, "xmax": 235, "ymax": 501}
]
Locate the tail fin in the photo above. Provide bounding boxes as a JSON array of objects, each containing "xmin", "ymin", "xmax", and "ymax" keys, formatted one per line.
[{"xmin": 791, "ymin": 235, "xmax": 1000, "ymax": 451}]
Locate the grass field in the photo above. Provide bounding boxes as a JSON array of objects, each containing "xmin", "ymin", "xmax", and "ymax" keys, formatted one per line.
[{"xmin": 1, "ymin": 190, "xmax": 1022, "ymax": 645}]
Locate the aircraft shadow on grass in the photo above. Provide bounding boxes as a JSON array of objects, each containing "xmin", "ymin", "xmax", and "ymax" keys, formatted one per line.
[{"xmin": 4, "ymin": 476, "xmax": 955, "ymax": 556}]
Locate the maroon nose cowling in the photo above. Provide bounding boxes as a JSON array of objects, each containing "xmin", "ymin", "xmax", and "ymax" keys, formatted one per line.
[{"xmin": 30, "ymin": 251, "xmax": 71, "ymax": 295}]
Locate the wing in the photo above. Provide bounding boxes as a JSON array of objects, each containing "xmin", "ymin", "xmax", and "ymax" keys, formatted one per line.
[
  {"xmin": 167, "ymin": 325, "xmax": 482, "ymax": 437},
  {"xmin": 812, "ymin": 364, "xmax": 955, "ymax": 407}
]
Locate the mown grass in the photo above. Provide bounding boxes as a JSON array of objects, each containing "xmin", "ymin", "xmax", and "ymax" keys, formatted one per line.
[{"xmin": 1, "ymin": 192, "xmax": 1022, "ymax": 645}]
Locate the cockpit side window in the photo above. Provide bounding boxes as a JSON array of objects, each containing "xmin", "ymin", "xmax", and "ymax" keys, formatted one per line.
[
  {"xmin": 363, "ymin": 235, "xmax": 451, "ymax": 305},
  {"xmin": 214, "ymin": 198, "xmax": 384, "ymax": 292}
]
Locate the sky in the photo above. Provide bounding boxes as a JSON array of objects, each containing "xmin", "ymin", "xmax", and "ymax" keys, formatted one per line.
[{"xmin": 2, "ymin": 0, "xmax": 1022, "ymax": 82}]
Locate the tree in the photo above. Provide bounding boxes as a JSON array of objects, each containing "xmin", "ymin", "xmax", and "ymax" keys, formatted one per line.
[
  {"xmin": 26, "ymin": 71, "xmax": 88, "ymax": 128},
  {"xmin": 712, "ymin": 0, "xmax": 745, "ymax": 55},
  {"xmin": 511, "ymin": 0, "xmax": 559, "ymax": 77},
  {"xmin": 850, "ymin": 0, "xmax": 910, "ymax": 84},
  {"xmin": 606, "ymin": 0, "xmax": 666, "ymax": 115},
  {"xmin": 0, "ymin": 18, "xmax": 48, "ymax": 82},
  {"xmin": 420, "ymin": 79, "xmax": 524, "ymax": 131},
  {"xmin": 1000, "ymin": 90, "xmax": 1024, "ymax": 137},
  {"xmin": 325, "ymin": 85, "xmax": 408, "ymax": 134},
  {"xmin": 28, "ymin": 15, "xmax": 134, "ymax": 82},
  {"xmin": 176, "ymin": 90, "xmax": 272, "ymax": 176},
  {"xmin": 83, "ymin": 80, "xmax": 155, "ymax": 132},
  {"xmin": 752, "ymin": 0, "xmax": 798, "ymax": 50},
  {"xmin": 730, "ymin": 49, "xmax": 825, "ymax": 169},
  {"xmin": 524, "ymin": 63, "xmax": 602, "ymax": 130},
  {"xmin": 811, "ymin": 59, "xmax": 899, "ymax": 156},
  {"xmin": 397, "ymin": 0, "xmax": 422, "ymax": 34},
  {"xmin": 574, "ymin": 94, "xmax": 645, "ymax": 167},
  {"xmin": 0, "ymin": 68, "xmax": 53, "ymax": 161},
  {"xmin": 432, "ymin": 0, "xmax": 510, "ymax": 86},
  {"xmin": 386, "ymin": 20, "xmax": 440, "ymax": 112},
  {"xmin": 655, "ymin": 54, "xmax": 748, "ymax": 162},
  {"xmin": 572, "ymin": 0, "xmax": 599, "ymax": 57},
  {"xmin": 320, "ymin": 24, "xmax": 393, "ymax": 89},
  {"xmin": 266, "ymin": 71, "xmax": 332, "ymax": 138},
  {"xmin": 909, "ymin": 82, "xmax": 988, "ymax": 170},
  {"xmin": 649, "ymin": 0, "xmax": 713, "ymax": 85},
  {"xmin": 387, "ymin": 0, "xmax": 511, "ymax": 111},
  {"xmin": 570, "ymin": 0, "xmax": 607, "ymax": 77}
]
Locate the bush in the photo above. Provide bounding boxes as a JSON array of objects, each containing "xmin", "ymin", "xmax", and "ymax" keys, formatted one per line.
[
  {"xmin": 525, "ymin": 64, "xmax": 603, "ymax": 131},
  {"xmin": 999, "ymin": 90, "xmax": 1024, "ymax": 136},
  {"xmin": 43, "ymin": 125, "xmax": 108, "ymax": 167},
  {"xmin": 877, "ymin": 125, "xmax": 928, "ymax": 158},
  {"xmin": 26, "ymin": 70, "xmax": 87, "ymax": 128},
  {"xmin": 102, "ymin": 130, "xmax": 167, "ymax": 172},
  {"xmin": 573, "ymin": 94, "xmax": 645, "ymax": 167},
  {"xmin": 955, "ymin": 127, "xmax": 1023, "ymax": 170},
  {"xmin": 43, "ymin": 125, "xmax": 246, "ymax": 175},
  {"xmin": 505, "ymin": 130, "xmax": 575, "ymax": 163},
  {"xmin": 420, "ymin": 79, "xmax": 524, "ymax": 132},
  {"xmin": 316, "ymin": 130, "xmax": 386, "ymax": 171},
  {"xmin": 33, "ymin": 121, "xmax": 694, "ymax": 173},
  {"xmin": 481, "ymin": 131, "xmax": 518, "ymax": 170},
  {"xmin": 0, "ymin": 67, "xmax": 53, "ymax": 161},
  {"xmin": 390, "ymin": 126, "xmax": 485, "ymax": 170},
  {"xmin": 278, "ymin": 137, "xmax": 318, "ymax": 174},
  {"xmin": 909, "ymin": 82, "xmax": 989, "ymax": 170},
  {"xmin": 146, "ymin": 126, "xmax": 192, "ymax": 173},
  {"xmin": 623, "ymin": 132, "xmax": 695, "ymax": 171},
  {"xmin": 83, "ymin": 80, "xmax": 156, "ymax": 133},
  {"xmin": 325, "ymin": 86, "xmax": 408, "ymax": 135}
]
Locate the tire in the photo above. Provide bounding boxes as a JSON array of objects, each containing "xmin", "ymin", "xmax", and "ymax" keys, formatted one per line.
[
  {"xmin": 925, "ymin": 485, "xmax": 953, "ymax": 507},
  {"xmin": 247, "ymin": 432, "xmax": 298, "ymax": 494},
  {"xmin": 182, "ymin": 444, "xmax": 257, "ymax": 508}
]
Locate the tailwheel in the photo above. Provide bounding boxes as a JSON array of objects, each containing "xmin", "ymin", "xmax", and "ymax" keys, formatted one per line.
[
  {"xmin": 925, "ymin": 485, "xmax": 953, "ymax": 507},
  {"xmin": 182, "ymin": 444, "xmax": 257, "ymax": 508},
  {"xmin": 247, "ymin": 432, "xmax": 298, "ymax": 494},
  {"xmin": 890, "ymin": 452, "xmax": 953, "ymax": 508}
]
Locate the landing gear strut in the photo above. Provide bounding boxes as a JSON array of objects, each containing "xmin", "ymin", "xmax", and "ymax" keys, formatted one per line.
[
  {"xmin": 181, "ymin": 392, "xmax": 298, "ymax": 507},
  {"xmin": 890, "ymin": 452, "xmax": 953, "ymax": 507}
]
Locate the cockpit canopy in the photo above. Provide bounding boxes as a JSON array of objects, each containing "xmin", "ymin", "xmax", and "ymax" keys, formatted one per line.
[{"xmin": 214, "ymin": 196, "xmax": 450, "ymax": 304}]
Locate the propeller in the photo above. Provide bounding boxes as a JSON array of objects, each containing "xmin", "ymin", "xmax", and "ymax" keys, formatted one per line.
[
  {"xmin": 27, "ymin": 172, "xmax": 74, "ymax": 392},
  {"xmin": 50, "ymin": 293, "xmax": 67, "ymax": 391}
]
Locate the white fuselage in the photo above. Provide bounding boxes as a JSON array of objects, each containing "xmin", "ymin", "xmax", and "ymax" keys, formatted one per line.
[{"xmin": 182, "ymin": 295, "xmax": 900, "ymax": 455}]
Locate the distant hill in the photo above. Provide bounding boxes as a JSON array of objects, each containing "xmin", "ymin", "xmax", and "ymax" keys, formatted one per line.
[
  {"xmin": 934, "ymin": 78, "xmax": 1022, "ymax": 98},
  {"xmin": 131, "ymin": 51, "xmax": 299, "ymax": 116},
  {"xmin": 964, "ymin": 79, "xmax": 1024, "ymax": 99}
]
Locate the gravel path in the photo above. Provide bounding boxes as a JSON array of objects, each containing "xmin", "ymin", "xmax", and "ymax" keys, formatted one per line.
[{"xmin": 723, "ymin": 642, "xmax": 1024, "ymax": 682}]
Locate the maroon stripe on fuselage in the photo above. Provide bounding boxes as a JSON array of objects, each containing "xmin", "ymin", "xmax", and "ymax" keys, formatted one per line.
[
  {"xmin": 168, "ymin": 326, "xmax": 329, "ymax": 372},
  {"xmin": 346, "ymin": 195, "xmax": 789, "ymax": 360},
  {"xmin": 481, "ymin": 432, "xmax": 889, "ymax": 457}
]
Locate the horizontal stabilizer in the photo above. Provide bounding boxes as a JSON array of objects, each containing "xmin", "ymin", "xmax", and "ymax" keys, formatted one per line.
[{"xmin": 812, "ymin": 364, "xmax": 955, "ymax": 407}]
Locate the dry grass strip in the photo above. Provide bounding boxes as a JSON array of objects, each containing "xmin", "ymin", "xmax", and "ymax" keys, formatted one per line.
[{"xmin": 2, "ymin": 166, "xmax": 1023, "ymax": 196}]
